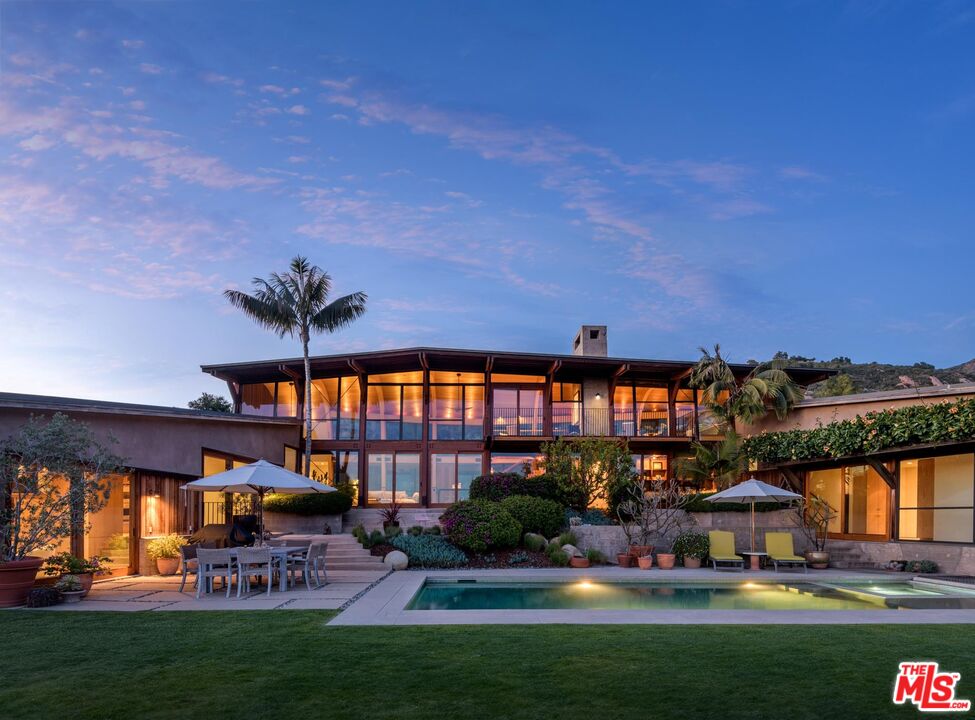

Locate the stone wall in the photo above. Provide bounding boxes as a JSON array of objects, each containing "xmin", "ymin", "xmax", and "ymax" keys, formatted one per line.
[
  {"xmin": 343, "ymin": 508, "xmax": 444, "ymax": 532},
  {"xmin": 828, "ymin": 539, "xmax": 975, "ymax": 575},
  {"xmin": 263, "ymin": 511, "xmax": 342, "ymax": 535}
]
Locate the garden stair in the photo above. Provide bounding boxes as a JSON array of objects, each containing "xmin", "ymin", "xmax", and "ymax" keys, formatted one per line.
[{"xmin": 284, "ymin": 533, "xmax": 385, "ymax": 571}]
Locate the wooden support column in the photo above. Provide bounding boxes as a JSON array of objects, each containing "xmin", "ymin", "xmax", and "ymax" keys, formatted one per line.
[{"xmin": 544, "ymin": 360, "xmax": 560, "ymax": 437}]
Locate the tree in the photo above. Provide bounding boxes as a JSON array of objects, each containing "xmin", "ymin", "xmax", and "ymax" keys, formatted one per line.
[
  {"xmin": 616, "ymin": 479, "xmax": 690, "ymax": 549},
  {"xmin": 187, "ymin": 393, "xmax": 233, "ymax": 413},
  {"xmin": 674, "ymin": 430, "xmax": 747, "ymax": 490},
  {"xmin": 812, "ymin": 373, "xmax": 857, "ymax": 398},
  {"xmin": 690, "ymin": 344, "xmax": 804, "ymax": 431},
  {"xmin": 1, "ymin": 413, "xmax": 126, "ymax": 562},
  {"xmin": 225, "ymin": 256, "xmax": 367, "ymax": 475},
  {"xmin": 539, "ymin": 437, "xmax": 636, "ymax": 510}
]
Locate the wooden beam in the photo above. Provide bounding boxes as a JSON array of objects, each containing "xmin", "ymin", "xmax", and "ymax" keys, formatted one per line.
[
  {"xmin": 418, "ymin": 352, "xmax": 429, "ymax": 370},
  {"xmin": 670, "ymin": 367, "xmax": 694, "ymax": 383},
  {"xmin": 348, "ymin": 358, "xmax": 366, "ymax": 375},
  {"xmin": 780, "ymin": 467, "xmax": 804, "ymax": 493},
  {"xmin": 485, "ymin": 355, "xmax": 494, "ymax": 373},
  {"xmin": 278, "ymin": 364, "xmax": 302, "ymax": 383},
  {"xmin": 866, "ymin": 458, "xmax": 896, "ymax": 489}
]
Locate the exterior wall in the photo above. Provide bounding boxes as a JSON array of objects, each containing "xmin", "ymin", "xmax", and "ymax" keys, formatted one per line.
[
  {"xmin": 264, "ymin": 511, "xmax": 343, "ymax": 535},
  {"xmin": 828, "ymin": 539, "xmax": 975, "ymax": 575}
]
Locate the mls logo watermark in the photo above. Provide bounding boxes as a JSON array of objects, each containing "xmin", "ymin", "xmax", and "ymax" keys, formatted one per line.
[{"xmin": 893, "ymin": 662, "xmax": 971, "ymax": 712}]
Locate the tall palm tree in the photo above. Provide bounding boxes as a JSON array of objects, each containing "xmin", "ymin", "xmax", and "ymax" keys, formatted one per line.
[
  {"xmin": 690, "ymin": 344, "xmax": 804, "ymax": 431},
  {"xmin": 225, "ymin": 256, "xmax": 367, "ymax": 475}
]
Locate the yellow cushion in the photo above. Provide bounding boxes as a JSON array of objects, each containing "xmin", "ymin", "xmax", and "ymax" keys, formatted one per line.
[
  {"xmin": 765, "ymin": 532, "xmax": 803, "ymax": 560},
  {"xmin": 708, "ymin": 530, "xmax": 739, "ymax": 559}
]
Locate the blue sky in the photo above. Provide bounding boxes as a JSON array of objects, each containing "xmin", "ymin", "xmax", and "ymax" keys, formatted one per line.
[{"xmin": 1, "ymin": 1, "xmax": 973, "ymax": 406}]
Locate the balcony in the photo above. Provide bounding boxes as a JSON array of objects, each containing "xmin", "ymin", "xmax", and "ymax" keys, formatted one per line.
[{"xmin": 491, "ymin": 407, "xmax": 697, "ymax": 439}]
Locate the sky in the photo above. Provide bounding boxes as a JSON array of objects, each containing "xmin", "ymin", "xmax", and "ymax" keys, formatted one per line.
[{"xmin": 0, "ymin": 1, "xmax": 973, "ymax": 407}]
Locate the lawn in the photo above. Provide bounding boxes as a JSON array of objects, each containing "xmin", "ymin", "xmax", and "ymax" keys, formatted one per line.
[{"xmin": 1, "ymin": 611, "xmax": 971, "ymax": 720}]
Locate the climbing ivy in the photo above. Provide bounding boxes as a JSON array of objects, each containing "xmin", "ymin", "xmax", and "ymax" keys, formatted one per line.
[{"xmin": 742, "ymin": 398, "xmax": 975, "ymax": 464}]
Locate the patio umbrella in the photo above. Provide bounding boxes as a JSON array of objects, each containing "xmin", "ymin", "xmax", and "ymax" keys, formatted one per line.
[
  {"xmin": 704, "ymin": 478, "xmax": 802, "ymax": 552},
  {"xmin": 182, "ymin": 459, "xmax": 335, "ymax": 542}
]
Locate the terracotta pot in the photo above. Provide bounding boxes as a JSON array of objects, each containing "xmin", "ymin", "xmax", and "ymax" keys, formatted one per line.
[
  {"xmin": 570, "ymin": 556, "xmax": 591, "ymax": 569},
  {"xmin": 0, "ymin": 557, "xmax": 44, "ymax": 608},
  {"xmin": 616, "ymin": 553, "xmax": 635, "ymax": 568},
  {"xmin": 805, "ymin": 551, "xmax": 829, "ymax": 570},
  {"xmin": 683, "ymin": 557, "xmax": 702, "ymax": 569},
  {"xmin": 156, "ymin": 557, "xmax": 180, "ymax": 576},
  {"xmin": 656, "ymin": 553, "xmax": 677, "ymax": 570},
  {"xmin": 75, "ymin": 572, "xmax": 94, "ymax": 597},
  {"xmin": 629, "ymin": 544, "xmax": 653, "ymax": 558},
  {"xmin": 60, "ymin": 590, "xmax": 85, "ymax": 604},
  {"xmin": 637, "ymin": 555, "xmax": 653, "ymax": 570}
]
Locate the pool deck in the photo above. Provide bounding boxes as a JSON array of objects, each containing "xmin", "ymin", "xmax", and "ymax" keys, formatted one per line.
[{"xmin": 330, "ymin": 567, "xmax": 975, "ymax": 626}]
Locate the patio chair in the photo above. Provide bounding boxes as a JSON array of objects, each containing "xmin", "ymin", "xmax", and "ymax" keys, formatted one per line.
[
  {"xmin": 178, "ymin": 543, "xmax": 200, "ymax": 592},
  {"xmin": 236, "ymin": 547, "xmax": 273, "ymax": 598},
  {"xmin": 196, "ymin": 548, "xmax": 236, "ymax": 599},
  {"xmin": 765, "ymin": 532, "xmax": 807, "ymax": 573},
  {"xmin": 708, "ymin": 530, "xmax": 744, "ymax": 571},
  {"xmin": 288, "ymin": 542, "xmax": 328, "ymax": 590}
]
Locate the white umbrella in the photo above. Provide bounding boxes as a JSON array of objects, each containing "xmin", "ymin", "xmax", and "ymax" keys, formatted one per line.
[
  {"xmin": 183, "ymin": 459, "xmax": 335, "ymax": 541},
  {"xmin": 704, "ymin": 477, "xmax": 802, "ymax": 552}
]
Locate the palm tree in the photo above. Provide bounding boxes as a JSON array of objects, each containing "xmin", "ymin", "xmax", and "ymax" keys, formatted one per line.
[
  {"xmin": 225, "ymin": 256, "xmax": 367, "ymax": 475},
  {"xmin": 690, "ymin": 344, "xmax": 804, "ymax": 431},
  {"xmin": 674, "ymin": 431, "xmax": 746, "ymax": 490}
]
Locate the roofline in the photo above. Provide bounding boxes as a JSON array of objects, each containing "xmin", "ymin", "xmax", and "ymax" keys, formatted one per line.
[
  {"xmin": 0, "ymin": 392, "xmax": 300, "ymax": 425},
  {"xmin": 794, "ymin": 382, "xmax": 975, "ymax": 409}
]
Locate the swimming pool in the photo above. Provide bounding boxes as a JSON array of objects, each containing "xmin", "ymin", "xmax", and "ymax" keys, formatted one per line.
[{"xmin": 407, "ymin": 578, "xmax": 975, "ymax": 611}]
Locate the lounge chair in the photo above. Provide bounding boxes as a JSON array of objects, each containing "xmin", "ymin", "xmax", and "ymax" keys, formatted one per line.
[
  {"xmin": 765, "ymin": 532, "xmax": 807, "ymax": 573},
  {"xmin": 708, "ymin": 530, "xmax": 744, "ymax": 571}
]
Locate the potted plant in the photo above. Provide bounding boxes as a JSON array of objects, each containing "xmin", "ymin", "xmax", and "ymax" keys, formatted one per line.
[
  {"xmin": 55, "ymin": 574, "xmax": 85, "ymax": 604},
  {"xmin": 636, "ymin": 554, "xmax": 653, "ymax": 570},
  {"xmin": 146, "ymin": 534, "xmax": 187, "ymax": 575},
  {"xmin": 672, "ymin": 531, "xmax": 709, "ymax": 569},
  {"xmin": 380, "ymin": 502, "xmax": 402, "ymax": 530},
  {"xmin": 0, "ymin": 414, "xmax": 124, "ymax": 607},
  {"xmin": 616, "ymin": 479, "xmax": 690, "ymax": 573},
  {"xmin": 569, "ymin": 555, "xmax": 591, "ymax": 569},
  {"xmin": 43, "ymin": 553, "xmax": 112, "ymax": 597},
  {"xmin": 794, "ymin": 494, "xmax": 837, "ymax": 569},
  {"xmin": 616, "ymin": 552, "xmax": 635, "ymax": 567}
]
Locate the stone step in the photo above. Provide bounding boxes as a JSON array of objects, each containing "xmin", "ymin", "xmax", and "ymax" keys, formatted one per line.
[{"xmin": 326, "ymin": 561, "xmax": 385, "ymax": 571}]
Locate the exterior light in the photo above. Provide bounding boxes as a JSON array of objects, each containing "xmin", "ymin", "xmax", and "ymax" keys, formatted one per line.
[{"xmin": 594, "ymin": 392, "xmax": 602, "ymax": 400}]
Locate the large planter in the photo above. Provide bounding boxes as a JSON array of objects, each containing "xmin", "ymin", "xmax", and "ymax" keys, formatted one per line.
[
  {"xmin": 637, "ymin": 555, "xmax": 653, "ymax": 570},
  {"xmin": 805, "ymin": 551, "xmax": 829, "ymax": 570},
  {"xmin": 657, "ymin": 553, "xmax": 677, "ymax": 570},
  {"xmin": 60, "ymin": 590, "xmax": 85, "ymax": 604},
  {"xmin": 76, "ymin": 572, "xmax": 94, "ymax": 597},
  {"xmin": 569, "ymin": 556, "xmax": 591, "ymax": 569},
  {"xmin": 616, "ymin": 553, "xmax": 635, "ymax": 568},
  {"xmin": 683, "ymin": 557, "xmax": 702, "ymax": 569},
  {"xmin": 0, "ymin": 557, "xmax": 44, "ymax": 608},
  {"xmin": 156, "ymin": 557, "xmax": 180, "ymax": 576}
]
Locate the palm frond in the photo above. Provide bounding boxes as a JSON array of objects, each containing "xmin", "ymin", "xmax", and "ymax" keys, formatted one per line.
[
  {"xmin": 223, "ymin": 289, "xmax": 296, "ymax": 337},
  {"xmin": 310, "ymin": 291, "xmax": 368, "ymax": 332}
]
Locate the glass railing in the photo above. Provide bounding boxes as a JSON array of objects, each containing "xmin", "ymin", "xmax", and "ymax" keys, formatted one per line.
[{"xmin": 493, "ymin": 406, "xmax": 699, "ymax": 438}]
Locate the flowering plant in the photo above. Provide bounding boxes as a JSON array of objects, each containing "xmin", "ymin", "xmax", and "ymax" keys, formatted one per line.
[{"xmin": 43, "ymin": 552, "xmax": 112, "ymax": 577}]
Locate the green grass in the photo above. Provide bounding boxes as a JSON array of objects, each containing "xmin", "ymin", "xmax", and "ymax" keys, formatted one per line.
[{"xmin": 0, "ymin": 611, "xmax": 971, "ymax": 719}]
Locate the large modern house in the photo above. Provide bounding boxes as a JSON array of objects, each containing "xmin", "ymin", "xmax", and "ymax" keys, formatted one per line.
[{"xmin": 4, "ymin": 324, "xmax": 973, "ymax": 575}]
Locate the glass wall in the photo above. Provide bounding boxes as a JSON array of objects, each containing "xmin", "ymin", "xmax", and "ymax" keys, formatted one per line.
[
  {"xmin": 429, "ymin": 372, "xmax": 484, "ymax": 440},
  {"xmin": 633, "ymin": 454, "xmax": 668, "ymax": 483},
  {"xmin": 430, "ymin": 453, "xmax": 481, "ymax": 505},
  {"xmin": 492, "ymin": 387, "xmax": 544, "ymax": 436},
  {"xmin": 367, "ymin": 452, "xmax": 421, "ymax": 505},
  {"xmin": 552, "ymin": 382, "xmax": 583, "ymax": 435},
  {"xmin": 635, "ymin": 385, "xmax": 668, "ymax": 437},
  {"xmin": 808, "ymin": 464, "xmax": 890, "ymax": 538},
  {"xmin": 698, "ymin": 390, "xmax": 729, "ymax": 438},
  {"xmin": 309, "ymin": 451, "xmax": 360, "ymax": 505},
  {"xmin": 240, "ymin": 381, "xmax": 297, "ymax": 418},
  {"xmin": 367, "ymin": 372, "xmax": 423, "ymax": 440},
  {"xmin": 310, "ymin": 376, "xmax": 360, "ymax": 439},
  {"xmin": 899, "ymin": 453, "xmax": 974, "ymax": 543},
  {"xmin": 489, "ymin": 453, "xmax": 544, "ymax": 476},
  {"xmin": 674, "ymin": 389, "xmax": 696, "ymax": 437},
  {"xmin": 84, "ymin": 473, "xmax": 131, "ymax": 574}
]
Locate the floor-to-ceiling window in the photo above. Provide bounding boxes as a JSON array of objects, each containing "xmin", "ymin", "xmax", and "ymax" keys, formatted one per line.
[
  {"xmin": 552, "ymin": 382, "xmax": 583, "ymax": 436},
  {"xmin": 310, "ymin": 376, "xmax": 360, "ymax": 439},
  {"xmin": 429, "ymin": 371, "xmax": 484, "ymax": 440},
  {"xmin": 489, "ymin": 452, "xmax": 544, "ymax": 476},
  {"xmin": 808, "ymin": 464, "xmax": 890, "ymax": 539},
  {"xmin": 309, "ymin": 451, "xmax": 360, "ymax": 505},
  {"xmin": 366, "ymin": 372, "xmax": 423, "ymax": 440},
  {"xmin": 491, "ymin": 374, "xmax": 545, "ymax": 436},
  {"xmin": 899, "ymin": 453, "xmax": 974, "ymax": 543},
  {"xmin": 674, "ymin": 389, "xmax": 696, "ymax": 437},
  {"xmin": 614, "ymin": 382, "xmax": 668, "ymax": 436},
  {"xmin": 240, "ymin": 381, "xmax": 297, "ymax": 417},
  {"xmin": 430, "ymin": 453, "xmax": 482, "ymax": 505},
  {"xmin": 367, "ymin": 452, "xmax": 421, "ymax": 505},
  {"xmin": 84, "ymin": 473, "xmax": 132, "ymax": 574}
]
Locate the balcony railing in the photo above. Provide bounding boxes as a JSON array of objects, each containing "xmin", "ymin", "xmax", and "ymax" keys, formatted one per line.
[{"xmin": 492, "ymin": 407, "xmax": 698, "ymax": 438}]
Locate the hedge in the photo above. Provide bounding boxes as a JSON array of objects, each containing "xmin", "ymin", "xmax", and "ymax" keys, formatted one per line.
[
  {"xmin": 683, "ymin": 493, "xmax": 783, "ymax": 513},
  {"xmin": 263, "ymin": 492, "xmax": 353, "ymax": 516},
  {"xmin": 440, "ymin": 499, "xmax": 522, "ymax": 553},
  {"xmin": 499, "ymin": 495, "xmax": 564, "ymax": 538},
  {"xmin": 469, "ymin": 472, "xmax": 559, "ymax": 502},
  {"xmin": 743, "ymin": 397, "xmax": 975, "ymax": 465}
]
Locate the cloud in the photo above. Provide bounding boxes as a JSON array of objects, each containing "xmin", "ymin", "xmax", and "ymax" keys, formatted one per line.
[
  {"xmin": 259, "ymin": 84, "xmax": 287, "ymax": 94},
  {"xmin": 18, "ymin": 135, "xmax": 56, "ymax": 152},
  {"xmin": 780, "ymin": 166, "xmax": 827, "ymax": 182},
  {"xmin": 444, "ymin": 190, "xmax": 483, "ymax": 208},
  {"xmin": 286, "ymin": 104, "xmax": 310, "ymax": 116},
  {"xmin": 139, "ymin": 63, "xmax": 163, "ymax": 75},
  {"xmin": 202, "ymin": 72, "xmax": 244, "ymax": 88}
]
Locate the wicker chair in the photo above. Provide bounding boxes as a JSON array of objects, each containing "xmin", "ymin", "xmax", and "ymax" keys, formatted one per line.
[
  {"xmin": 178, "ymin": 544, "xmax": 200, "ymax": 592},
  {"xmin": 196, "ymin": 548, "xmax": 236, "ymax": 599},
  {"xmin": 288, "ymin": 542, "xmax": 328, "ymax": 590},
  {"xmin": 236, "ymin": 547, "xmax": 273, "ymax": 598}
]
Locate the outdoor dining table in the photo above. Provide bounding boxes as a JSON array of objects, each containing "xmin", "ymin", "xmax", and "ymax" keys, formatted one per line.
[{"xmin": 226, "ymin": 545, "xmax": 308, "ymax": 593}]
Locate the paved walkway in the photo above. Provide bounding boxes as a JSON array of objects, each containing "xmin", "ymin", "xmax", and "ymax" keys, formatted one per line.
[
  {"xmin": 331, "ymin": 567, "xmax": 975, "ymax": 626},
  {"xmin": 37, "ymin": 570, "xmax": 389, "ymax": 612}
]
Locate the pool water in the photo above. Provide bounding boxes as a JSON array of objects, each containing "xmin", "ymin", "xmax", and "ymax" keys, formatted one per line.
[{"xmin": 407, "ymin": 580, "xmax": 975, "ymax": 611}]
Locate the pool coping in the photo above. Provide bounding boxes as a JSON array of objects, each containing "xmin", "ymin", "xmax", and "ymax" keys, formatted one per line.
[{"xmin": 329, "ymin": 567, "xmax": 975, "ymax": 626}]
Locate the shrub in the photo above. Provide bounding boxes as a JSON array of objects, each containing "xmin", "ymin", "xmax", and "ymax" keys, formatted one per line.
[
  {"xmin": 390, "ymin": 534, "xmax": 468, "ymax": 568},
  {"xmin": 408, "ymin": 525, "xmax": 424, "ymax": 536},
  {"xmin": 263, "ymin": 492, "xmax": 353, "ymax": 516},
  {"xmin": 146, "ymin": 534, "xmax": 186, "ymax": 560},
  {"xmin": 352, "ymin": 523, "xmax": 367, "ymax": 542},
  {"xmin": 683, "ymin": 493, "xmax": 781, "ymax": 513},
  {"xmin": 440, "ymin": 500, "xmax": 522, "ymax": 553},
  {"xmin": 384, "ymin": 525, "xmax": 403, "ymax": 540},
  {"xmin": 558, "ymin": 530, "xmax": 578, "ymax": 547},
  {"xmin": 499, "ymin": 495, "xmax": 564, "ymax": 538},
  {"xmin": 672, "ymin": 531, "xmax": 710, "ymax": 561},
  {"xmin": 565, "ymin": 508, "xmax": 613, "ymax": 526},
  {"xmin": 548, "ymin": 549, "xmax": 570, "ymax": 567},
  {"xmin": 43, "ymin": 552, "xmax": 112, "ymax": 577},
  {"xmin": 469, "ymin": 472, "xmax": 559, "ymax": 502},
  {"xmin": 26, "ymin": 587, "xmax": 61, "ymax": 608},
  {"xmin": 586, "ymin": 548, "xmax": 607, "ymax": 564},
  {"xmin": 367, "ymin": 529, "xmax": 385, "ymax": 548},
  {"xmin": 423, "ymin": 525, "xmax": 441, "ymax": 536},
  {"xmin": 55, "ymin": 574, "xmax": 83, "ymax": 592},
  {"xmin": 905, "ymin": 559, "xmax": 939, "ymax": 574},
  {"xmin": 523, "ymin": 533, "xmax": 547, "ymax": 552},
  {"xmin": 507, "ymin": 551, "xmax": 531, "ymax": 565}
]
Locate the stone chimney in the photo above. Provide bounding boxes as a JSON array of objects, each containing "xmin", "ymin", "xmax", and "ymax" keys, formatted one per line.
[{"xmin": 571, "ymin": 325, "xmax": 608, "ymax": 357}]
